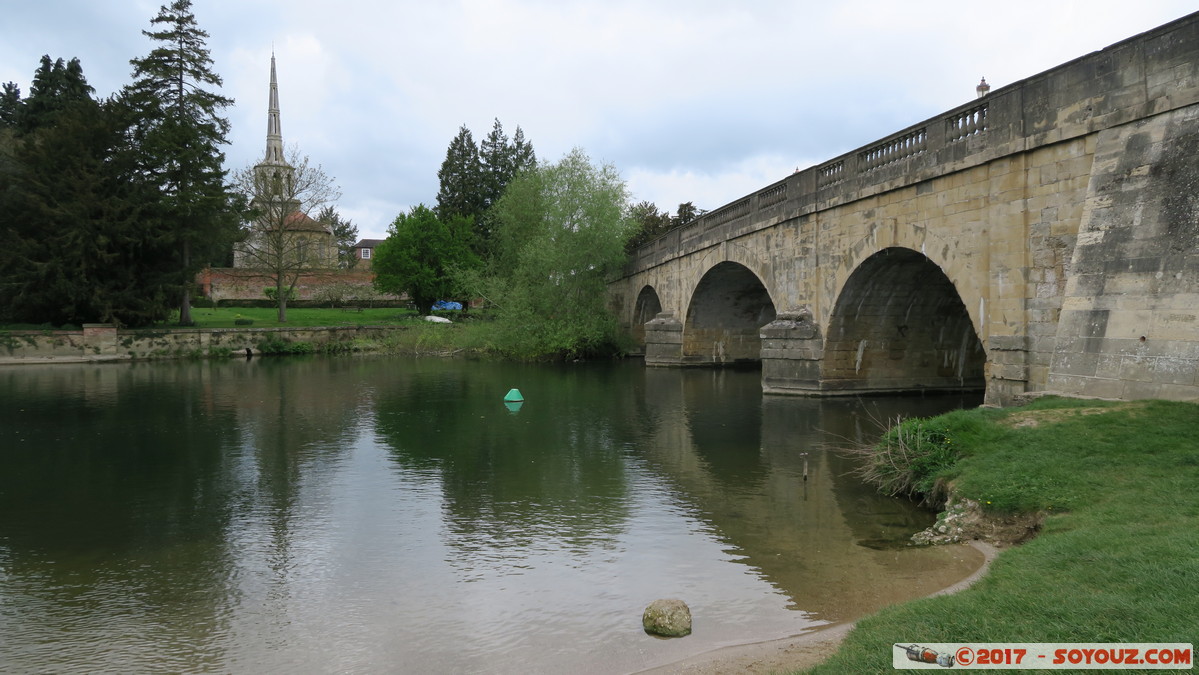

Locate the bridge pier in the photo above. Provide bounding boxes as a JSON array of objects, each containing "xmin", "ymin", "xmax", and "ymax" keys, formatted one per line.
[
  {"xmin": 643, "ymin": 312, "xmax": 684, "ymax": 366},
  {"xmin": 760, "ymin": 308, "xmax": 825, "ymax": 394}
]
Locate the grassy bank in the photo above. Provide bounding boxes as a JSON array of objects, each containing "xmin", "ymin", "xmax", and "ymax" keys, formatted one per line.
[
  {"xmin": 0, "ymin": 307, "xmax": 430, "ymax": 331},
  {"xmin": 177, "ymin": 306, "xmax": 423, "ymax": 329},
  {"xmin": 807, "ymin": 397, "xmax": 1198, "ymax": 674}
]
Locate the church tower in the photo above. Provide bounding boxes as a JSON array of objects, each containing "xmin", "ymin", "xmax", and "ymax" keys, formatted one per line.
[
  {"xmin": 233, "ymin": 55, "xmax": 335, "ymax": 269},
  {"xmin": 254, "ymin": 54, "xmax": 296, "ymax": 209}
]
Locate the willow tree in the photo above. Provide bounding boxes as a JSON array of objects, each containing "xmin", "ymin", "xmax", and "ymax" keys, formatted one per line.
[{"xmin": 472, "ymin": 148, "xmax": 634, "ymax": 358}]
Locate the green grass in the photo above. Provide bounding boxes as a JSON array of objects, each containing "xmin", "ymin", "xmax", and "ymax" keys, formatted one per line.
[
  {"xmin": 166, "ymin": 306, "xmax": 425, "ymax": 328},
  {"xmin": 806, "ymin": 397, "xmax": 1199, "ymax": 674}
]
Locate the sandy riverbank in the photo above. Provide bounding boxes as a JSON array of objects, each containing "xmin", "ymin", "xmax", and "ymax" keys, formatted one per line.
[{"xmin": 637, "ymin": 541, "xmax": 1000, "ymax": 674}]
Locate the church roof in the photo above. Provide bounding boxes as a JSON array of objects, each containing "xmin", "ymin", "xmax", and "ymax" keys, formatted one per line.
[{"xmin": 284, "ymin": 211, "xmax": 332, "ymax": 233}]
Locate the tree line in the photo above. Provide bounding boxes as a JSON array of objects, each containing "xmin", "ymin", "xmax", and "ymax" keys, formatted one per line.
[
  {"xmin": 0, "ymin": 0, "xmax": 703, "ymax": 354},
  {"xmin": 0, "ymin": 1, "xmax": 241, "ymax": 327},
  {"xmin": 373, "ymin": 121, "xmax": 704, "ymax": 359},
  {"xmin": 0, "ymin": 0, "xmax": 358, "ymax": 327}
]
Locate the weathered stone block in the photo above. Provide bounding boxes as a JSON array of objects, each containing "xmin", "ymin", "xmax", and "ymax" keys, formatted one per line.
[{"xmin": 643, "ymin": 599, "xmax": 692, "ymax": 638}]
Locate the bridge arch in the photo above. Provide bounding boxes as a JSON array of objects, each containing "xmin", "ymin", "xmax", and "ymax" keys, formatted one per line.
[
  {"xmin": 682, "ymin": 261, "xmax": 777, "ymax": 364},
  {"xmin": 823, "ymin": 247, "xmax": 985, "ymax": 393},
  {"xmin": 830, "ymin": 223, "xmax": 988, "ymax": 340},
  {"xmin": 631, "ymin": 285, "xmax": 663, "ymax": 348}
]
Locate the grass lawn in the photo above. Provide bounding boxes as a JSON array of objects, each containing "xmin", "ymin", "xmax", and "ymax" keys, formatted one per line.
[
  {"xmin": 158, "ymin": 306, "xmax": 439, "ymax": 329},
  {"xmin": 806, "ymin": 397, "xmax": 1198, "ymax": 674}
]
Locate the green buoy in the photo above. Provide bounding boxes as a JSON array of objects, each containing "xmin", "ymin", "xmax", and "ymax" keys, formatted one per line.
[{"xmin": 504, "ymin": 388, "xmax": 524, "ymax": 402}]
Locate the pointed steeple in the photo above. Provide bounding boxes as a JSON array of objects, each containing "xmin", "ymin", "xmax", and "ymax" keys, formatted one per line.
[
  {"xmin": 254, "ymin": 54, "xmax": 297, "ymax": 210},
  {"xmin": 263, "ymin": 53, "xmax": 286, "ymax": 166}
]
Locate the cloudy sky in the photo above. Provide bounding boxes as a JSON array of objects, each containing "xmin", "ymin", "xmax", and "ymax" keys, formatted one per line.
[{"xmin": 3, "ymin": 1, "xmax": 1196, "ymax": 240}]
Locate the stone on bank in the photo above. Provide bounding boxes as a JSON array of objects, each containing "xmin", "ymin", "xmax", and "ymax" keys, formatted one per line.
[{"xmin": 642, "ymin": 598, "xmax": 692, "ymax": 637}]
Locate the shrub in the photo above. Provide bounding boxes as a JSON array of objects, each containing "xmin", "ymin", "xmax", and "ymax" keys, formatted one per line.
[
  {"xmin": 256, "ymin": 336, "xmax": 314, "ymax": 355},
  {"xmin": 851, "ymin": 417, "xmax": 960, "ymax": 503},
  {"xmin": 263, "ymin": 287, "xmax": 297, "ymax": 302}
]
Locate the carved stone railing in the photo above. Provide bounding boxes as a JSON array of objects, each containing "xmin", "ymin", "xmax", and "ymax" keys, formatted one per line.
[
  {"xmin": 623, "ymin": 10, "xmax": 1199, "ymax": 277},
  {"xmin": 859, "ymin": 127, "xmax": 928, "ymax": 171},
  {"xmin": 946, "ymin": 103, "xmax": 988, "ymax": 142},
  {"xmin": 703, "ymin": 198, "xmax": 752, "ymax": 228},
  {"xmin": 817, "ymin": 161, "xmax": 844, "ymax": 188},
  {"xmin": 757, "ymin": 182, "xmax": 787, "ymax": 207}
]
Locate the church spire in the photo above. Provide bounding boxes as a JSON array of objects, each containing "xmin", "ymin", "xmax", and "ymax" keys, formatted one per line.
[{"xmin": 263, "ymin": 53, "xmax": 286, "ymax": 166}]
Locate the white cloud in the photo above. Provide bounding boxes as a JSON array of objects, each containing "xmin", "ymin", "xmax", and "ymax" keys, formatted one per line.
[{"xmin": 3, "ymin": 0, "xmax": 1196, "ymax": 240}]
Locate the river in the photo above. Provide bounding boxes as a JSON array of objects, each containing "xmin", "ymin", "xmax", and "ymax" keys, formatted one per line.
[{"xmin": 0, "ymin": 357, "xmax": 983, "ymax": 673}]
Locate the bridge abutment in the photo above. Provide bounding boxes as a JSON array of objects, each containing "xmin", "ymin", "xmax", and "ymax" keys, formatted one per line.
[{"xmin": 985, "ymin": 336, "xmax": 1031, "ymax": 406}]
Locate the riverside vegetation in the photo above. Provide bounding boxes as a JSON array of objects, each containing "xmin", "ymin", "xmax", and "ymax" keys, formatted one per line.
[{"xmin": 806, "ymin": 396, "xmax": 1198, "ymax": 674}]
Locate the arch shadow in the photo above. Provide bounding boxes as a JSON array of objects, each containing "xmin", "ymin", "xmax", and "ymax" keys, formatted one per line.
[
  {"xmin": 683, "ymin": 261, "xmax": 777, "ymax": 365},
  {"xmin": 823, "ymin": 247, "xmax": 985, "ymax": 393}
]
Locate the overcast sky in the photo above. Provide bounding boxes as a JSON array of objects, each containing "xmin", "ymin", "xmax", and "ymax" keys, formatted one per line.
[{"xmin": 3, "ymin": 1, "xmax": 1196, "ymax": 240}]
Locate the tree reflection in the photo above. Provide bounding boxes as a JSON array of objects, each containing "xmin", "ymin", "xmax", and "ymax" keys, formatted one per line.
[{"xmin": 372, "ymin": 361, "xmax": 635, "ymax": 572}]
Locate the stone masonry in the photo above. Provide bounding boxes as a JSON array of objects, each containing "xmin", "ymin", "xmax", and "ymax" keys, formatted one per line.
[{"xmin": 610, "ymin": 12, "xmax": 1199, "ymax": 405}]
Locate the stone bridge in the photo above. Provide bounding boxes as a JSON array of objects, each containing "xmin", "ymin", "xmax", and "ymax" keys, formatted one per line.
[{"xmin": 609, "ymin": 12, "xmax": 1199, "ymax": 406}]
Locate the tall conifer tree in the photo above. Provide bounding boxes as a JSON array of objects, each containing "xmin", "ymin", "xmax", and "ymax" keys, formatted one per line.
[
  {"xmin": 435, "ymin": 125, "xmax": 484, "ymax": 223},
  {"xmin": 0, "ymin": 57, "xmax": 173, "ymax": 326},
  {"xmin": 511, "ymin": 125, "xmax": 536, "ymax": 175},
  {"xmin": 124, "ymin": 0, "xmax": 240, "ymax": 325},
  {"xmin": 479, "ymin": 118, "xmax": 513, "ymax": 212}
]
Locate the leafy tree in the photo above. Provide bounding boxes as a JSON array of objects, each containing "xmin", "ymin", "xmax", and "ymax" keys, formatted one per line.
[
  {"xmin": 0, "ymin": 57, "xmax": 176, "ymax": 327},
  {"xmin": 232, "ymin": 146, "xmax": 341, "ymax": 322},
  {"xmin": 123, "ymin": 0, "xmax": 241, "ymax": 325},
  {"xmin": 469, "ymin": 148, "xmax": 634, "ymax": 359},
  {"xmin": 435, "ymin": 125, "xmax": 483, "ymax": 223},
  {"xmin": 316, "ymin": 205, "xmax": 359, "ymax": 268},
  {"xmin": 373, "ymin": 205, "xmax": 478, "ymax": 314}
]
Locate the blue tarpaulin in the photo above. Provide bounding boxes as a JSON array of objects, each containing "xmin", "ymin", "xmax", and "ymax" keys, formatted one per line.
[{"xmin": 432, "ymin": 300, "xmax": 463, "ymax": 311}]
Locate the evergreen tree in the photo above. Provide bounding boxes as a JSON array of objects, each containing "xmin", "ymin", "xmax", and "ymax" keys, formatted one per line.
[
  {"xmin": 479, "ymin": 118, "xmax": 513, "ymax": 212},
  {"xmin": 511, "ymin": 125, "xmax": 536, "ymax": 174},
  {"xmin": 435, "ymin": 125, "xmax": 483, "ymax": 223},
  {"xmin": 625, "ymin": 200, "xmax": 673, "ymax": 252},
  {"xmin": 0, "ymin": 58, "xmax": 175, "ymax": 327},
  {"xmin": 317, "ymin": 205, "xmax": 360, "ymax": 269},
  {"xmin": 0, "ymin": 83, "xmax": 20, "ymax": 127},
  {"xmin": 123, "ymin": 0, "xmax": 241, "ymax": 325},
  {"xmin": 673, "ymin": 201, "xmax": 702, "ymax": 227}
]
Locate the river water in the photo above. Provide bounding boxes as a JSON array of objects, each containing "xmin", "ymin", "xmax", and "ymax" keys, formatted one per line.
[{"xmin": 0, "ymin": 357, "xmax": 983, "ymax": 674}]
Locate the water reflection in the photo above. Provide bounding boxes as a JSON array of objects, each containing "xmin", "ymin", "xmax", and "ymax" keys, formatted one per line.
[
  {"xmin": 630, "ymin": 368, "xmax": 983, "ymax": 623},
  {"xmin": 0, "ymin": 358, "xmax": 982, "ymax": 674}
]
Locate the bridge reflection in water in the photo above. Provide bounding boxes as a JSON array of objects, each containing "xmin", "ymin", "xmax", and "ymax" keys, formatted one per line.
[
  {"xmin": 0, "ymin": 358, "xmax": 983, "ymax": 674},
  {"xmin": 634, "ymin": 366, "xmax": 984, "ymax": 624}
]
